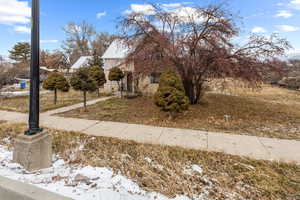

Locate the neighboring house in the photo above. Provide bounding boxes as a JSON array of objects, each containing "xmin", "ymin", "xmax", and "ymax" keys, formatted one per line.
[
  {"xmin": 70, "ymin": 40, "xmax": 160, "ymax": 94},
  {"xmin": 101, "ymin": 39, "xmax": 160, "ymax": 94},
  {"xmin": 40, "ymin": 66, "xmax": 58, "ymax": 81},
  {"xmin": 70, "ymin": 56, "xmax": 92, "ymax": 73}
]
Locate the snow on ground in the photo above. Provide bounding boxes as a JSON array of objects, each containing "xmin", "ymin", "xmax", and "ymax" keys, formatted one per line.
[{"xmin": 0, "ymin": 144, "xmax": 209, "ymax": 200}]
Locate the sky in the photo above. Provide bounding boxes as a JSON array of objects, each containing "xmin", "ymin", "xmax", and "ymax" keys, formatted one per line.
[{"xmin": 0, "ymin": 0, "xmax": 300, "ymax": 57}]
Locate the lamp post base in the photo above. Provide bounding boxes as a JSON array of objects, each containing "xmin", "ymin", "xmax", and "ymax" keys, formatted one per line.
[{"xmin": 13, "ymin": 131, "xmax": 52, "ymax": 172}]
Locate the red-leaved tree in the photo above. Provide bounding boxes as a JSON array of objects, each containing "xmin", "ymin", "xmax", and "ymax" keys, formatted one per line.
[{"xmin": 119, "ymin": 4, "xmax": 291, "ymax": 104}]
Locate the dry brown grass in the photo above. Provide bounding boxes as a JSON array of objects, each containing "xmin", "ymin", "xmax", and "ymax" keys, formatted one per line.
[
  {"xmin": 0, "ymin": 89, "xmax": 109, "ymax": 113},
  {"xmin": 60, "ymin": 86, "xmax": 300, "ymax": 140},
  {"xmin": 0, "ymin": 123, "xmax": 299, "ymax": 200}
]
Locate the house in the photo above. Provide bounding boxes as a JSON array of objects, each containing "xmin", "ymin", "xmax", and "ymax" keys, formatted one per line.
[
  {"xmin": 101, "ymin": 40, "xmax": 160, "ymax": 94},
  {"xmin": 70, "ymin": 56, "xmax": 92, "ymax": 73},
  {"xmin": 71, "ymin": 40, "xmax": 160, "ymax": 94},
  {"xmin": 40, "ymin": 66, "xmax": 58, "ymax": 81}
]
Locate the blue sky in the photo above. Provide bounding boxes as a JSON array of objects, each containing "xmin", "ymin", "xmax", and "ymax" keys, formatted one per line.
[{"xmin": 1, "ymin": 0, "xmax": 300, "ymax": 56}]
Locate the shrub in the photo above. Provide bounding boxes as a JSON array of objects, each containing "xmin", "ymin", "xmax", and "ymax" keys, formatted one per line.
[
  {"xmin": 70, "ymin": 67, "xmax": 98, "ymax": 111},
  {"xmin": 89, "ymin": 65, "xmax": 106, "ymax": 96},
  {"xmin": 108, "ymin": 67, "xmax": 125, "ymax": 97},
  {"xmin": 154, "ymin": 71, "xmax": 189, "ymax": 118},
  {"xmin": 42, "ymin": 72, "xmax": 70, "ymax": 104}
]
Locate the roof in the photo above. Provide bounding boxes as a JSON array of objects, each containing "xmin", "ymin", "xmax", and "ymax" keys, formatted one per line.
[
  {"xmin": 40, "ymin": 66, "xmax": 56, "ymax": 72},
  {"xmin": 71, "ymin": 56, "xmax": 92, "ymax": 69},
  {"xmin": 102, "ymin": 40, "xmax": 130, "ymax": 59}
]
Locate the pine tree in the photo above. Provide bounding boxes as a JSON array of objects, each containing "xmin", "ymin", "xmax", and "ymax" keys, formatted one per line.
[
  {"xmin": 154, "ymin": 71, "xmax": 189, "ymax": 118},
  {"xmin": 9, "ymin": 42, "xmax": 31, "ymax": 63},
  {"xmin": 70, "ymin": 67, "xmax": 98, "ymax": 111},
  {"xmin": 42, "ymin": 72, "xmax": 70, "ymax": 104},
  {"xmin": 89, "ymin": 65, "xmax": 106, "ymax": 97}
]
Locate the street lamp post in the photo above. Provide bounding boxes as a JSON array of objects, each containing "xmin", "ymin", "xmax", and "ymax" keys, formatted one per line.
[
  {"xmin": 25, "ymin": 0, "xmax": 42, "ymax": 135},
  {"xmin": 13, "ymin": 0, "xmax": 52, "ymax": 172}
]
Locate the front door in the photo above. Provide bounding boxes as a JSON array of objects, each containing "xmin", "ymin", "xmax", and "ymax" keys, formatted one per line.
[{"xmin": 127, "ymin": 72, "xmax": 133, "ymax": 92}]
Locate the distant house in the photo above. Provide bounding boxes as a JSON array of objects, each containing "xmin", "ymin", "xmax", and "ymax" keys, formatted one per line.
[
  {"xmin": 40, "ymin": 66, "xmax": 58, "ymax": 81},
  {"xmin": 70, "ymin": 56, "xmax": 92, "ymax": 73},
  {"xmin": 71, "ymin": 40, "xmax": 160, "ymax": 94},
  {"xmin": 101, "ymin": 40, "xmax": 160, "ymax": 94}
]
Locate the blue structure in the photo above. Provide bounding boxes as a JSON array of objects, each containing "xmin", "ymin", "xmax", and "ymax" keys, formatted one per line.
[{"xmin": 20, "ymin": 81, "xmax": 26, "ymax": 89}]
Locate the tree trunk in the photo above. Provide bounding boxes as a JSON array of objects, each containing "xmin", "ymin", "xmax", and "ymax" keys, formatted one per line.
[
  {"xmin": 117, "ymin": 81, "xmax": 123, "ymax": 98},
  {"xmin": 54, "ymin": 89, "xmax": 57, "ymax": 105},
  {"xmin": 97, "ymin": 88, "xmax": 100, "ymax": 97},
  {"xmin": 182, "ymin": 78, "xmax": 203, "ymax": 105},
  {"xmin": 83, "ymin": 91, "xmax": 87, "ymax": 112}
]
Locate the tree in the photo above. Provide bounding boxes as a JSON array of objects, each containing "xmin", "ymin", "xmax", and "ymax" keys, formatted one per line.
[
  {"xmin": 40, "ymin": 50, "xmax": 69, "ymax": 70},
  {"xmin": 89, "ymin": 65, "xmax": 106, "ymax": 96},
  {"xmin": 108, "ymin": 67, "xmax": 125, "ymax": 97},
  {"xmin": 9, "ymin": 42, "xmax": 30, "ymax": 63},
  {"xmin": 0, "ymin": 64, "xmax": 21, "ymax": 89},
  {"xmin": 289, "ymin": 59, "xmax": 300, "ymax": 67},
  {"xmin": 88, "ymin": 50, "xmax": 104, "ymax": 68},
  {"xmin": 42, "ymin": 73, "xmax": 70, "ymax": 104},
  {"xmin": 154, "ymin": 71, "xmax": 189, "ymax": 118},
  {"xmin": 91, "ymin": 32, "xmax": 116, "ymax": 57},
  {"xmin": 120, "ymin": 4, "xmax": 290, "ymax": 104},
  {"xmin": 62, "ymin": 21, "xmax": 96, "ymax": 64},
  {"xmin": 70, "ymin": 67, "xmax": 98, "ymax": 111}
]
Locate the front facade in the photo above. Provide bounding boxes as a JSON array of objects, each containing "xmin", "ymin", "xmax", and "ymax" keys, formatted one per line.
[
  {"xmin": 101, "ymin": 40, "xmax": 159, "ymax": 95},
  {"xmin": 70, "ymin": 40, "xmax": 160, "ymax": 95}
]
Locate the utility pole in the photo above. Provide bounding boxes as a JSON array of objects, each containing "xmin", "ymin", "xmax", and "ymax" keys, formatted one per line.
[{"xmin": 26, "ymin": 0, "xmax": 42, "ymax": 135}]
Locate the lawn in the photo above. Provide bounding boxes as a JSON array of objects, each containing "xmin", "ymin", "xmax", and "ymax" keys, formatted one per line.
[
  {"xmin": 0, "ymin": 89, "xmax": 110, "ymax": 113},
  {"xmin": 59, "ymin": 85, "xmax": 300, "ymax": 140},
  {"xmin": 0, "ymin": 122, "xmax": 299, "ymax": 199}
]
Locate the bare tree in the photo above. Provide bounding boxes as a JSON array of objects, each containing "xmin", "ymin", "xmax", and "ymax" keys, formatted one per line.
[
  {"xmin": 120, "ymin": 4, "xmax": 290, "ymax": 104},
  {"xmin": 62, "ymin": 21, "xmax": 96, "ymax": 64},
  {"xmin": 91, "ymin": 32, "xmax": 116, "ymax": 57},
  {"xmin": 40, "ymin": 50, "xmax": 70, "ymax": 70},
  {"xmin": 0, "ymin": 64, "xmax": 18, "ymax": 89}
]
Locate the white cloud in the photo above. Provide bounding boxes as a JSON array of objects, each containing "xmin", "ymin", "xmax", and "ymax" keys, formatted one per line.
[
  {"xmin": 277, "ymin": 25, "xmax": 299, "ymax": 32},
  {"xmin": 162, "ymin": 3, "xmax": 183, "ymax": 8},
  {"xmin": 123, "ymin": 4, "xmax": 156, "ymax": 15},
  {"xmin": 171, "ymin": 7, "xmax": 205, "ymax": 23},
  {"xmin": 0, "ymin": 0, "xmax": 30, "ymax": 25},
  {"xmin": 291, "ymin": 0, "xmax": 300, "ymax": 4},
  {"xmin": 96, "ymin": 12, "xmax": 107, "ymax": 19},
  {"xmin": 41, "ymin": 40, "xmax": 59, "ymax": 44},
  {"xmin": 123, "ymin": 3, "xmax": 208, "ymax": 24},
  {"xmin": 289, "ymin": 0, "xmax": 300, "ymax": 9},
  {"xmin": 14, "ymin": 25, "xmax": 30, "ymax": 34},
  {"xmin": 275, "ymin": 10, "xmax": 293, "ymax": 18},
  {"xmin": 251, "ymin": 26, "xmax": 267, "ymax": 33}
]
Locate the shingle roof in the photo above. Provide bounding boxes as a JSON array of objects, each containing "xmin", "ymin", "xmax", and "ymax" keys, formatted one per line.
[
  {"xmin": 71, "ymin": 56, "xmax": 92, "ymax": 70},
  {"xmin": 101, "ymin": 40, "xmax": 130, "ymax": 59}
]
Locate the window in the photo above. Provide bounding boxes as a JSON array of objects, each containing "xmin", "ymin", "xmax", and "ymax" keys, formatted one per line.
[{"xmin": 150, "ymin": 72, "xmax": 161, "ymax": 84}]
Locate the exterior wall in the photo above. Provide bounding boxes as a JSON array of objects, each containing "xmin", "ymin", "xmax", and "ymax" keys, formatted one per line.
[
  {"xmin": 137, "ymin": 76, "xmax": 159, "ymax": 95},
  {"xmin": 102, "ymin": 58, "xmax": 158, "ymax": 95}
]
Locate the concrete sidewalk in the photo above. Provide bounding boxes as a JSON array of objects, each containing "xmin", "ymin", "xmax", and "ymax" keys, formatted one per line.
[
  {"xmin": 42, "ymin": 96, "xmax": 113, "ymax": 115},
  {"xmin": 0, "ymin": 110, "xmax": 299, "ymax": 164}
]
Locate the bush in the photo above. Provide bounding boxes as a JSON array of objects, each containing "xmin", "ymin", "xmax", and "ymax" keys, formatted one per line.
[
  {"xmin": 108, "ymin": 67, "xmax": 125, "ymax": 97},
  {"xmin": 89, "ymin": 65, "xmax": 106, "ymax": 96},
  {"xmin": 154, "ymin": 71, "xmax": 189, "ymax": 118},
  {"xmin": 42, "ymin": 72, "xmax": 70, "ymax": 104},
  {"xmin": 70, "ymin": 67, "xmax": 98, "ymax": 111},
  {"xmin": 278, "ymin": 77, "xmax": 300, "ymax": 89}
]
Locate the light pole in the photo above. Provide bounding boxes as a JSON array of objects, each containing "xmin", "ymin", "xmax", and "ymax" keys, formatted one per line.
[{"xmin": 25, "ymin": 0, "xmax": 42, "ymax": 135}]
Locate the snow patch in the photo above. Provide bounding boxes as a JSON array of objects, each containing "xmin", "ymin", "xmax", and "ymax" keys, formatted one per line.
[
  {"xmin": 183, "ymin": 164, "xmax": 203, "ymax": 175},
  {"xmin": 0, "ymin": 145, "xmax": 208, "ymax": 200}
]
